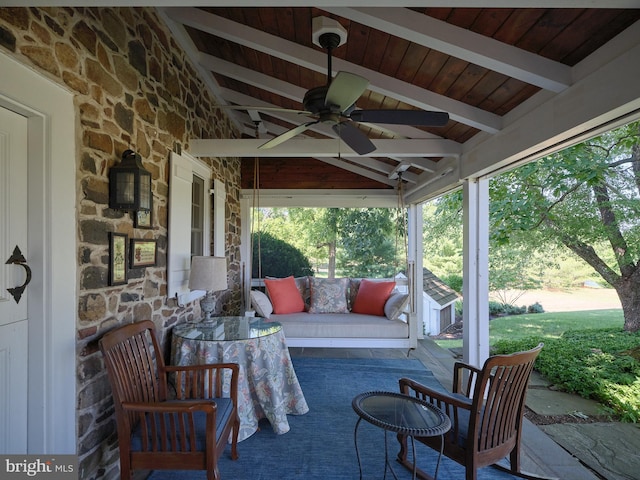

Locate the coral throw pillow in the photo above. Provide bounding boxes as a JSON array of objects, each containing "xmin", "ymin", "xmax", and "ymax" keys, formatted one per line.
[
  {"xmin": 264, "ymin": 276, "xmax": 305, "ymax": 314},
  {"xmin": 351, "ymin": 279, "xmax": 396, "ymax": 316}
]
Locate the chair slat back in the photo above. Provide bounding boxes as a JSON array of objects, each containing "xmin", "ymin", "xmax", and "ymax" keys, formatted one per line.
[
  {"xmin": 173, "ymin": 367, "xmax": 230, "ymax": 400},
  {"xmin": 99, "ymin": 321, "xmax": 166, "ymax": 424},
  {"xmin": 471, "ymin": 343, "xmax": 542, "ymax": 452}
]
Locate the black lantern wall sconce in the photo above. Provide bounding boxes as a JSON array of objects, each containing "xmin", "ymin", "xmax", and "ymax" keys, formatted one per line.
[{"xmin": 109, "ymin": 149, "xmax": 152, "ymax": 211}]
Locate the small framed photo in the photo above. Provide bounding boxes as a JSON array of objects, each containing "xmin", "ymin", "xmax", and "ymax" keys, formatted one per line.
[
  {"xmin": 130, "ymin": 238, "xmax": 157, "ymax": 268},
  {"xmin": 134, "ymin": 203, "xmax": 152, "ymax": 229},
  {"xmin": 108, "ymin": 232, "xmax": 128, "ymax": 285}
]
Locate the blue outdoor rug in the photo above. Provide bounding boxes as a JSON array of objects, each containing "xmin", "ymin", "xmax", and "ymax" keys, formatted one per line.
[{"xmin": 148, "ymin": 357, "xmax": 522, "ymax": 480}]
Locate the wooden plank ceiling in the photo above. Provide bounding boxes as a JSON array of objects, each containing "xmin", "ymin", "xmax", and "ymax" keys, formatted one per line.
[{"xmin": 160, "ymin": 6, "xmax": 640, "ymax": 193}]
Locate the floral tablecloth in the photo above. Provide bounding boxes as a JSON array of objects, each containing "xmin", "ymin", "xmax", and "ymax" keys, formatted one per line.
[{"xmin": 171, "ymin": 324, "xmax": 309, "ymax": 442}]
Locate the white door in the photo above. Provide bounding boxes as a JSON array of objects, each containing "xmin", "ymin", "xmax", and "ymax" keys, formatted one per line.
[{"xmin": 0, "ymin": 106, "xmax": 29, "ymax": 453}]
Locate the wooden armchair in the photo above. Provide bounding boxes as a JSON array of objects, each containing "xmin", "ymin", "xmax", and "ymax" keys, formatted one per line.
[
  {"xmin": 398, "ymin": 343, "xmax": 546, "ymax": 480},
  {"xmin": 99, "ymin": 320, "xmax": 240, "ymax": 480}
]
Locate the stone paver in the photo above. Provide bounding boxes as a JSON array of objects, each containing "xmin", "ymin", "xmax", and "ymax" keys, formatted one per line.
[
  {"xmin": 527, "ymin": 387, "xmax": 607, "ymax": 418},
  {"xmin": 540, "ymin": 422, "xmax": 640, "ymax": 480},
  {"xmin": 526, "ymin": 370, "xmax": 638, "ymax": 480}
]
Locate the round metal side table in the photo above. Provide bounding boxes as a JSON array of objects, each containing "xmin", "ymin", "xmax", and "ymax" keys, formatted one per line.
[{"xmin": 352, "ymin": 391, "xmax": 451, "ymax": 480}]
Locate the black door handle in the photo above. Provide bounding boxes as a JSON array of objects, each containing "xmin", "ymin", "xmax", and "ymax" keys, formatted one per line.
[{"xmin": 5, "ymin": 245, "xmax": 32, "ymax": 304}]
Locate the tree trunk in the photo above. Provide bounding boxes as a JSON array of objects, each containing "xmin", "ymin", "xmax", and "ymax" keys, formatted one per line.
[
  {"xmin": 317, "ymin": 241, "xmax": 337, "ymax": 278},
  {"xmin": 327, "ymin": 241, "xmax": 336, "ymax": 279},
  {"xmin": 615, "ymin": 273, "xmax": 640, "ymax": 333}
]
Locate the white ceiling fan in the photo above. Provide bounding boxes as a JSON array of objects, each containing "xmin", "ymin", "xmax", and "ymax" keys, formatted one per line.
[{"xmin": 224, "ymin": 17, "xmax": 449, "ymax": 155}]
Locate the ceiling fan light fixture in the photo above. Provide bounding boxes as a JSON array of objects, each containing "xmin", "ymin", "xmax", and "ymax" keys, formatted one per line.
[{"xmin": 312, "ymin": 16, "xmax": 347, "ymax": 49}]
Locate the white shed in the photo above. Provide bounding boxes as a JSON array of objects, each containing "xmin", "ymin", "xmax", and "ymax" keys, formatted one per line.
[{"xmin": 421, "ymin": 268, "xmax": 459, "ymax": 335}]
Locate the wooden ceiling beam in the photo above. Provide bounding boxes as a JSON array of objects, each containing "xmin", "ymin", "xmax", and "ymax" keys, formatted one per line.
[
  {"xmin": 18, "ymin": 1, "xmax": 640, "ymax": 7},
  {"xmin": 325, "ymin": 7, "xmax": 571, "ymax": 92},
  {"xmin": 166, "ymin": 7, "xmax": 502, "ymax": 132}
]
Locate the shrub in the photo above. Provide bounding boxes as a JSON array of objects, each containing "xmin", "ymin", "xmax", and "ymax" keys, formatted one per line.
[
  {"xmin": 493, "ymin": 328, "xmax": 640, "ymax": 422},
  {"xmin": 489, "ymin": 301, "xmax": 526, "ymax": 316},
  {"xmin": 527, "ymin": 302, "xmax": 545, "ymax": 313},
  {"xmin": 489, "ymin": 301, "xmax": 505, "ymax": 316},
  {"xmin": 454, "ymin": 300, "xmax": 463, "ymax": 318},
  {"xmin": 503, "ymin": 304, "xmax": 527, "ymax": 315},
  {"xmin": 252, "ymin": 232, "xmax": 314, "ymax": 278},
  {"xmin": 441, "ymin": 274, "xmax": 463, "ymax": 294}
]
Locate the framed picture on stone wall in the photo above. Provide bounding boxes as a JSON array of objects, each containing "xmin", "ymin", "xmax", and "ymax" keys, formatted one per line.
[
  {"xmin": 109, "ymin": 232, "xmax": 128, "ymax": 286},
  {"xmin": 130, "ymin": 238, "xmax": 157, "ymax": 268}
]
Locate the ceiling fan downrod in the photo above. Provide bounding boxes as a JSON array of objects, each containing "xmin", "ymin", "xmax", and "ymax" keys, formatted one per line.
[{"xmin": 318, "ymin": 32, "xmax": 341, "ymax": 86}]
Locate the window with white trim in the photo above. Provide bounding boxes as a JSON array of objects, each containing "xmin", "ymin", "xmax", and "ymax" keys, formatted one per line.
[
  {"xmin": 167, "ymin": 151, "xmax": 225, "ymax": 305},
  {"xmin": 191, "ymin": 174, "xmax": 205, "ymax": 256}
]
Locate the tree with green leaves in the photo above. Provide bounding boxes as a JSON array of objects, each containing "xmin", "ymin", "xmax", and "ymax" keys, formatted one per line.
[
  {"xmin": 491, "ymin": 121, "xmax": 640, "ymax": 332},
  {"xmin": 256, "ymin": 207, "xmax": 404, "ymax": 279},
  {"xmin": 490, "ymin": 122, "xmax": 640, "ymax": 332},
  {"xmin": 336, "ymin": 208, "xmax": 400, "ymax": 278},
  {"xmin": 423, "ymin": 122, "xmax": 640, "ymax": 332}
]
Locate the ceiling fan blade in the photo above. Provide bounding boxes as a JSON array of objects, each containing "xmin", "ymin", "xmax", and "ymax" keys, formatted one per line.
[
  {"xmin": 214, "ymin": 105, "xmax": 310, "ymax": 115},
  {"xmin": 349, "ymin": 109, "xmax": 449, "ymax": 126},
  {"xmin": 258, "ymin": 121, "xmax": 317, "ymax": 150},
  {"xmin": 325, "ymin": 71, "xmax": 369, "ymax": 113},
  {"xmin": 332, "ymin": 122, "xmax": 376, "ymax": 155}
]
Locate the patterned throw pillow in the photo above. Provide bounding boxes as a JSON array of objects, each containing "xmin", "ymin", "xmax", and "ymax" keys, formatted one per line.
[
  {"xmin": 308, "ymin": 277, "xmax": 349, "ymax": 314},
  {"xmin": 348, "ymin": 278, "xmax": 362, "ymax": 310},
  {"xmin": 294, "ymin": 276, "xmax": 311, "ymax": 310},
  {"xmin": 351, "ymin": 279, "xmax": 396, "ymax": 316}
]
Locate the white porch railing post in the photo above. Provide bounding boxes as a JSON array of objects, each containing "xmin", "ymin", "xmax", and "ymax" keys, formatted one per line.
[{"xmin": 462, "ymin": 178, "xmax": 490, "ymax": 367}]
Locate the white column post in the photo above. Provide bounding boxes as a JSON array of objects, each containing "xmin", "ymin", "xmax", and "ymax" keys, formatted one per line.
[
  {"xmin": 240, "ymin": 196, "xmax": 253, "ymax": 313},
  {"xmin": 407, "ymin": 203, "xmax": 423, "ymax": 346},
  {"xmin": 462, "ymin": 178, "xmax": 490, "ymax": 367}
]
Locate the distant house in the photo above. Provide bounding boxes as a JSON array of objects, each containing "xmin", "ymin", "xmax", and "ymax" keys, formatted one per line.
[{"xmin": 422, "ymin": 268, "xmax": 459, "ymax": 335}]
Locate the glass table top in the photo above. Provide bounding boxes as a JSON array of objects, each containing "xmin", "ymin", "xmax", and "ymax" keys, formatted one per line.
[
  {"xmin": 173, "ymin": 316, "xmax": 282, "ymax": 342},
  {"xmin": 352, "ymin": 391, "xmax": 451, "ymax": 436}
]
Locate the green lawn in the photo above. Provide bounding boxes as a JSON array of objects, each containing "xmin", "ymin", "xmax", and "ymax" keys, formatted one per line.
[{"xmin": 432, "ymin": 309, "xmax": 624, "ymax": 350}]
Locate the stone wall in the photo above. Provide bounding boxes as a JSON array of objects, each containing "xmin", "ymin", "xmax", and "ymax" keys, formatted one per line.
[{"xmin": 0, "ymin": 7, "xmax": 242, "ymax": 480}]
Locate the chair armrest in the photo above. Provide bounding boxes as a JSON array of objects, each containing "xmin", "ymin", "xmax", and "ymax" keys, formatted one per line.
[
  {"xmin": 166, "ymin": 363, "xmax": 239, "ymax": 406},
  {"xmin": 122, "ymin": 400, "xmax": 217, "ymax": 414},
  {"xmin": 399, "ymin": 377, "xmax": 471, "ymax": 441},
  {"xmin": 452, "ymin": 361, "xmax": 482, "ymax": 397},
  {"xmin": 400, "ymin": 377, "xmax": 472, "ymax": 411}
]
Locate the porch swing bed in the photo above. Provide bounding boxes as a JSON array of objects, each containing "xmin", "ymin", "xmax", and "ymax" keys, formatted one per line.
[
  {"xmin": 247, "ymin": 162, "xmax": 415, "ymax": 349},
  {"xmin": 249, "ymin": 275, "xmax": 415, "ymax": 349}
]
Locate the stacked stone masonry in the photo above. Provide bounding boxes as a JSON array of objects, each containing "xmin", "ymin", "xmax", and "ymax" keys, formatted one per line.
[{"xmin": 0, "ymin": 7, "xmax": 242, "ymax": 480}]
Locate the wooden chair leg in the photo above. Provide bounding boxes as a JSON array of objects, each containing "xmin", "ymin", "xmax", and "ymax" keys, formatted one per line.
[
  {"xmin": 120, "ymin": 454, "xmax": 132, "ymax": 480},
  {"xmin": 396, "ymin": 432, "xmax": 409, "ymax": 463},
  {"xmin": 395, "ymin": 434, "xmax": 434, "ymax": 480},
  {"xmin": 230, "ymin": 417, "xmax": 239, "ymax": 460}
]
